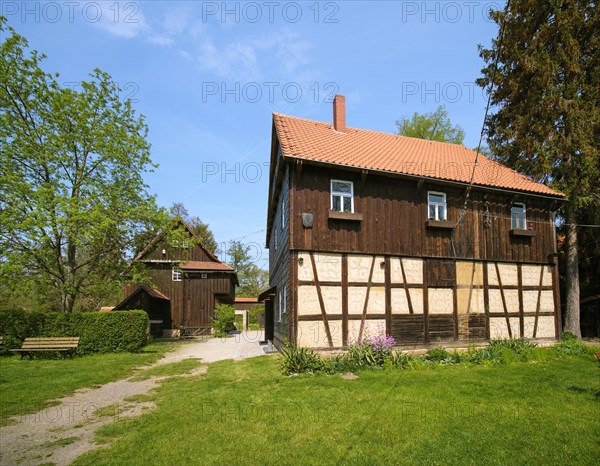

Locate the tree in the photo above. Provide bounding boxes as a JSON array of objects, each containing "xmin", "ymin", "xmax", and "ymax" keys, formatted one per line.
[
  {"xmin": 477, "ymin": 0, "xmax": 600, "ymax": 337},
  {"xmin": 0, "ymin": 19, "xmax": 163, "ymax": 312},
  {"xmin": 396, "ymin": 105, "xmax": 465, "ymax": 144},
  {"xmin": 226, "ymin": 240, "xmax": 269, "ymax": 297},
  {"xmin": 168, "ymin": 202, "xmax": 218, "ymax": 254}
]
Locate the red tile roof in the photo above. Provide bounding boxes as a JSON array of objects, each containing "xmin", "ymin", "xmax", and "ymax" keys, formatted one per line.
[
  {"xmin": 273, "ymin": 113, "xmax": 562, "ymax": 197},
  {"xmin": 234, "ymin": 297, "xmax": 259, "ymax": 303},
  {"xmin": 144, "ymin": 286, "xmax": 170, "ymax": 300},
  {"xmin": 180, "ymin": 261, "xmax": 235, "ymax": 272}
]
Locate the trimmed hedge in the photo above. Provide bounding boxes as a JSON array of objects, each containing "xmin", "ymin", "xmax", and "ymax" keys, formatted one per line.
[{"xmin": 0, "ymin": 310, "xmax": 148, "ymax": 355}]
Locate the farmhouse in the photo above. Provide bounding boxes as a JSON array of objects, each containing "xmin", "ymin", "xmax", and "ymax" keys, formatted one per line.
[
  {"xmin": 260, "ymin": 95, "xmax": 564, "ymax": 349},
  {"xmin": 115, "ymin": 218, "xmax": 238, "ymax": 337}
]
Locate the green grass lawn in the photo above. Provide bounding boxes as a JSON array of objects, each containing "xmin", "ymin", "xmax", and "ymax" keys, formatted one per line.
[
  {"xmin": 71, "ymin": 352, "xmax": 600, "ymax": 466},
  {"xmin": 0, "ymin": 340, "xmax": 175, "ymax": 426}
]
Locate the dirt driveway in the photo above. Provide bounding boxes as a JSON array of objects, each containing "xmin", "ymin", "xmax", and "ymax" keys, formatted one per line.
[{"xmin": 0, "ymin": 330, "xmax": 270, "ymax": 466}]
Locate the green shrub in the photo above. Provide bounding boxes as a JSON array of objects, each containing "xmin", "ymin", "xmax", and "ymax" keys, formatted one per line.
[
  {"xmin": 554, "ymin": 334, "xmax": 592, "ymax": 356},
  {"xmin": 280, "ymin": 346, "xmax": 323, "ymax": 375},
  {"xmin": 0, "ymin": 309, "xmax": 148, "ymax": 355},
  {"xmin": 425, "ymin": 347, "xmax": 451, "ymax": 362},
  {"xmin": 212, "ymin": 304, "xmax": 235, "ymax": 337},
  {"xmin": 248, "ymin": 305, "xmax": 264, "ymax": 328}
]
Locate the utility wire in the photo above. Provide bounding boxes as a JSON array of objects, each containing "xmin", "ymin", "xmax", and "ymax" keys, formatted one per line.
[{"xmin": 461, "ymin": 0, "xmax": 512, "ymax": 218}]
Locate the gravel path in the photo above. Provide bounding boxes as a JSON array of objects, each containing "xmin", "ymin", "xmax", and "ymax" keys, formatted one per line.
[{"xmin": 0, "ymin": 330, "xmax": 269, "ymax": 465}]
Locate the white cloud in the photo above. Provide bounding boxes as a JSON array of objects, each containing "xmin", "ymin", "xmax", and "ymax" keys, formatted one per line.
[
  {"xmin": 92, "ymin": 3, "xmax": 149, "ymax": 38},
  {"xmin": 197, "ymin": 41, "xmax": 259, "ymax": 81}
]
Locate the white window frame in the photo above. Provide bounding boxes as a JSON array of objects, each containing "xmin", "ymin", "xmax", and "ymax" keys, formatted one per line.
[
  {"xmin": 330, "ymin": 179, "xmax": 354, "ymax": 213},
  {"xmin": 172, "ymin": 266, "xmax": 182, "ymax": 282},
  {"xmin": 428, "ymin": 191, "xmax": 447, "ymax": 221},
  {"xmin": 278, "ymin": 291, "xmax": 283, "ymax": 322},
  {"xmin": 511, "ymin": 203, "xmax": 527, "ymax": 230}
]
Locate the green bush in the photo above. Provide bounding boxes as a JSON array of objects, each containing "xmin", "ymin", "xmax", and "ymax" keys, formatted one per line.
[
  {"xmin": 280, "ymin": 346, "xmax": 323, "ymax": 375},
  {"xmin": 0, "ymin": 309, "xmax": 148, "ymax": 355},
  {"xmin": 212, "ymin": 304, "xmax": 235, "ymax": 337},
  {"xmin": 248, "ymin": 305, "xmax": 264, "ymax": 328}
]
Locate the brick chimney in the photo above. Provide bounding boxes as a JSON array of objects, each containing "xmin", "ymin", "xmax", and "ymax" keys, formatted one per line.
[{"xmin": 333, "ymin": 94, "xmax": 346, "ymax": 133}]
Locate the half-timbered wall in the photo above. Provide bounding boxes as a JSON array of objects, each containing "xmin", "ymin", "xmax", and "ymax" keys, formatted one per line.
[{"xmin": 295, "ymin": 252, "xmax": 558, "ymax": 349}]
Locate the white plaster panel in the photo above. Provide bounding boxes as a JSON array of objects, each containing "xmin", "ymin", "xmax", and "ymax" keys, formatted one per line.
[
  {"xmin": 297, "ymin": 285, "xmax": 318, "ymax": 316},
  {"xmin": 368, "ymin": 287, "xmax": 386, "ymax": 313},
  {"xmin": 522, "ymin": 316, "xmax": 556, "ymax": 339},
  {"xmin": 297, "ymin": 320, "xmax": 343, "ymax": 348},
  {"xmin": 542, "ymin": 266, "xmax": 553, "ymax": 287},
  {"xmin": 491, "ymin": 263, "xmax": 518, "ymax": 286},
  {"xmin": 403, "ymin": 258, "xmax": 423, "ymax": 284},
  {"xmin": 487, "ymin": 263, "xmax": 519, "ymax": 286},
  {"xmin": 348, "ymin": 255, "xmax": 385, "ymax": 283},
  {"xmin": 297, "ymin": 285, "xmax": 342, "ymax": 316},
  {"xmin": 391, "ymin": 288, "xmax": 424, "ymax": 314},
  {"xmin": 314, "ymin": 253, "xmax": 342, "ymax": 282},
  {"xmin": 322, "ymin": 286, "xmax": 342, "ymax": 315},
  {"xmin": 391, "ymin": 288, "xmax": 409, "ymax": 314},
  {"xmin": 297, "ymin": 252, "xmax": 313, "ymax": 281},
  {"xmin": 390, "ymin": 258, "xmax": 403, "ymax": 284},
  {"xmin": 428, "ymin": 288, "xmax": 454, "ymax": 314},
  {"xmin": 488, "ymin": 289, "xmax": 519, "ymax": 313},
  {"xmin": 522, "ymin": 290, "xmax": 555, "ymax": 314},
  {"xmin": 521, "ymin": 264, "xmax": 542, "ymax": 287},
  {"xmin": 409, "ymin": 289, "xmax": 424, "ymax": 314},
  {"xmin": 348, "ymin": 286, "xmax": 367, "ymax": 315},
  {"xmin": 489, "ymin": 317, "xmax": 520, "ymax": 339}
]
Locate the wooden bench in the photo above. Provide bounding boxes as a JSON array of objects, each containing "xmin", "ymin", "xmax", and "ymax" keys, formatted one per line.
[{"xmin": 10, "ymin": 337, "xmax": 80, "ymax": 359}]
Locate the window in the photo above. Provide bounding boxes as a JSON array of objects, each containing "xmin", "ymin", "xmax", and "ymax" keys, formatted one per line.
[
  {"xmin": 170, "ymin": 240, "xmax": 189, "ymax": 249},
  {"xmin": 283, "ymin": 285, "xmax": 287, "ymax": 314},
  {"xmin": 511, "ymin": 203, "xmax": 527, "ymax": 230},
  {"xmin": 172, "ymin": 266, "xmax": 182, "ymax": 281},
  {"xmin": 281, "ymin": 198, "xmax": 286, "ymax": 229},
  {"xmin": 273, "ymin": 227, "xmax": 278, "ymax": 251},
  {"xmin": 428, "ymin": 192, "xmax": 447, "ymax": 221},
  {"xmin": 278, "ymin": 291, "xmax": 283, "ymax": 322},
  {"xmin": 330, "ymin": 180, "xmax": 354, "ymax": 213},
  {"xmin": 200, "ymin": 272, "xmax": 208, "ymax": 279}
]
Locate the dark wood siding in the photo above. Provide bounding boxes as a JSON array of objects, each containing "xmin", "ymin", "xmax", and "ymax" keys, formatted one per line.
[
  {"xmin": 142, "ymin": 266, "xmax": 234, "ymax": 328},
  {"xmin": 290, "ymin": 165, "xmax": 556, "ymax": 264},
  {"xmin": 268, "ymin": 164, "xmax": 292, "ymax": 346}
]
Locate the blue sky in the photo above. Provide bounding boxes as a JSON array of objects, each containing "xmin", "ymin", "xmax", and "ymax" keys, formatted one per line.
[{"xmin": 2, "ymin": 1, "xmax": 504, "ymax": 269}]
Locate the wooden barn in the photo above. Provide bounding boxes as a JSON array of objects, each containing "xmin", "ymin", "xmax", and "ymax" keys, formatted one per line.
[
  {"xmin": 115, "ymin": 218, "xmax": 238, "ymax": 337},
  {"xmin": 260, "ymin": 95, "xmax": 564, "ymax": 349}
]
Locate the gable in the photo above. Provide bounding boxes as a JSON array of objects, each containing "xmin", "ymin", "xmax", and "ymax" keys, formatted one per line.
[{"xmin": 135, "ymin": 217, "xmax": 220, "ymax": 264}]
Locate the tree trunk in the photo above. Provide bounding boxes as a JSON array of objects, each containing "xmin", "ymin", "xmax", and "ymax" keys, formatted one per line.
[
  {"xmin": 62, "ymin": 293, "xmax": 75, "ymax": 313},
  {"xmin": 563, "ymin": 207, "xmax": 581, "ymax": 337}
]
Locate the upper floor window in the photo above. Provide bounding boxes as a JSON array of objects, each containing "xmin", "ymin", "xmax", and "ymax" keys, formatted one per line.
[
  {"xmin": 428, "ymin": 192, "xmax": 447, "ymax": 221},
  {"xmin": 331, "ymin": 180, "xmax": 354, "ymax": 213},
  {"xmin": 511, "ymin": 203, "xmax": 526, "ymax": 230},
  {"xmin": 172, "ymin": 266, "xmax": 182, "ymax": 282},
  {"xmin": 170, "ymin": 240, "xmax": 189, "ymax": 249}
]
